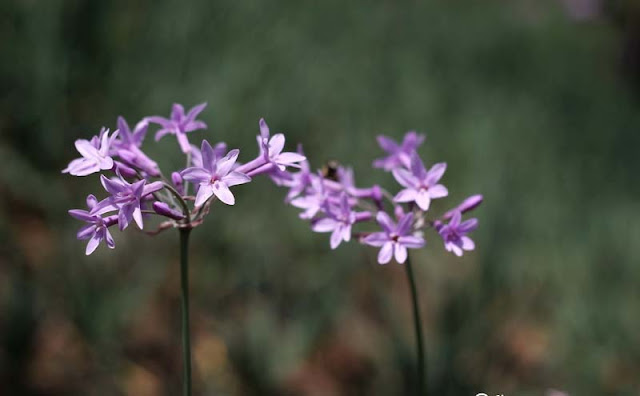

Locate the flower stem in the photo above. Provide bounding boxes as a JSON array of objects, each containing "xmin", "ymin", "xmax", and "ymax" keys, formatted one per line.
[
  {"xmin": 179, "ymin": 228, "xmax": 192, "ymax": 396},
  {"xmin": 404, "ymin": 255, "xmax": 426, "ymax": 395}
]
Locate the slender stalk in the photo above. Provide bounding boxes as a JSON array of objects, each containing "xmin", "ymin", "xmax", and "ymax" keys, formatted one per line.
[
  {"xmin": 179, "ymin": 228, "xmax": 192, "ymax": 396},
  {"xmin": 164, "ymin": 182, "xmax": 191, "ymax": 223},
  {"xmin": 404, "ymin": 255, "xmax": 425, "ymax": 395}
]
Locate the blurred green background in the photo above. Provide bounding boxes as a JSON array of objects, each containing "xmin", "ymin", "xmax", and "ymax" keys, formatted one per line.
[{"xmin": 2, "ymin": 0, "xmax": 640, "ymax": 395}]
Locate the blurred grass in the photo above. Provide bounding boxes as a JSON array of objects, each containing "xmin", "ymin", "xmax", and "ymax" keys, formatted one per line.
[{"xmin": 2, "ymin": 0, "xmax": 640, "ymax": 395}]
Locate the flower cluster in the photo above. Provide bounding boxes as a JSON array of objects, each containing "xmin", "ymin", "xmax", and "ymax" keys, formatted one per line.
[
  {"xmin": 273, "ymin": 131, "xmax": 482, "ymax": 264},
  {"xmin": 63, "ymin": 103, "xmax": 305, "ymax": 254}
]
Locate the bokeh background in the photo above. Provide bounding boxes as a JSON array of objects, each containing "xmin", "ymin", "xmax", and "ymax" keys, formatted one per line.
[{"xmin": 2, "ymin": 0, "xmax": 640, "ymax": 395}]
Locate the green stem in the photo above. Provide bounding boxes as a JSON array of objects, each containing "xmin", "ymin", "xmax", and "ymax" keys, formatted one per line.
[
  {"xmin": 164, "ymin": 182, "xmax": 191, "ymax": 223},
  {"xmin": 179, "ymin": 228, "xmax": 192, "ymax": 396},
  {"xmin": 405, "ymin": 255, "xmax": 426, "ymax": 395}
]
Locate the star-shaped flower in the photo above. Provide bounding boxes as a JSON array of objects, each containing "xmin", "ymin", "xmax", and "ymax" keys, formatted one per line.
[
  {"xmin": 373, "ymin": 131, "xmax": 425, "ymax": 171},
  {"xmin": 68, "ymin": 195, "xmax": 118, "ymax": 255},
  {"xmin": 393, "ymin": 152, "xmax": 448, "ymax": 211},
  {"xmin": 62, "ymin": 128, "xmax": 118, "ymax": 176},
  {"xmin": 148, "ymin": 102, "xmax": 207, "ymax": 153},
  {"xmin": 181, "ymin": 140, "xmax": 251, "ymax": 206},
  {"xmin": 311, "ymin": 193, "xmax": 356, "ymax": 249},
  {"xmin": 362, "ymin": 212, "xmax": 425, "ymax": 264},
  {"xmin": 438, "ymin": 210, "xmax": 477, "ymax": 256},
  {"xmin": 94, "ymin": 174, "xmax": 163, "ymax": 230}
]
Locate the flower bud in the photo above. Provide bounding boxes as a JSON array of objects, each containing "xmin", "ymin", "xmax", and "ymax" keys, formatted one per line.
[
  {"xmin": 152, "ymin": 202, "xmax": 185, "ymax": 220},
  {"xmin": 171, "ymin": 172, "xmax": 184, "ymax": 195}
]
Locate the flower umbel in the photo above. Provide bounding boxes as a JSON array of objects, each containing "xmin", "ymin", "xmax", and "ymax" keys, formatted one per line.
[{"xmin": 64, "ymin": 105, "xmax": 301, "ymax": 254}]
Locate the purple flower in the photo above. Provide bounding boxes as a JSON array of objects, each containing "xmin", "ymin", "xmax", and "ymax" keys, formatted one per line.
[
  {"xmin": 393, "ymin": 152, "xmax": 448, "ymax": 211},
  {"xmin": 362, "ymin": 212, "xmax": 425, "ymax": 264},
  {"xmin": 257, "ymin": 118, "xmax": 306, "ymax": 171},
  {"xmin": 113, "ymin": 117, "xmax": 160, "ymax": 176},
  {"xmin": 68, "ymin": 195, "xmax": 118, "ymax": 255},
  {"xmin": 373, "ymin": 131, "xmax": 425, "ymax": 171},
  {"xmin": 281, "ymin": 146, "xmax": 313, "ymax": 201},
  {"xmin": 62, "ymin": 128, "xmax": 118, "ymax": 176},
  {"xmin": 311, "ymin": 193, "xmax": 356, "ymax": 249},
  {"xmin": 148, "ymin": 103, "xmax": 207, "ymax": 153},
  {"xmin": 95, "ymin": 174, "xmax": 163, "ymax": 230},
  {"xmin": 181, "ymin": 140, "xmax": 251, "ymax": 206},
  {"xmin": 438, "ymin": 210, "xmax": 477, "ymax": 256},
  {"xmin": 290, "ymin": 175, "xmax": 329, "ymax": 219}
]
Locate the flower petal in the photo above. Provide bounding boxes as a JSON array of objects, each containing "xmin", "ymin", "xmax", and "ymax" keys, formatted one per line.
[
  {"xmin": 376, "ymin": 135, "xmax": 400, "ymax": 152},
  {"xmin": 185, "ymin": 120, "xmax": 207, "ymax": 132},
  {"xmin": 268, "ymin": 134, "xmax": 285, "ymax": 157},
  {"xmin": 133, "ymin": 207, "xmax": 144, "ymax": 229},
  {"xmin": 86, "ymin": 194, "xmax": 98, "ymax": 209},
  {"xmin": 410, "ymin": 152, "xmax": 428, "ymax": 180},
  {"xmin": 362, "ymin": 232, "xmax": 389, "ymax": 247},
  {"xmin": 77, "ymin": 224, "xmax": 96, "ymax": 240},
  {"xmin": 74, "ymin": 139, "xmax": 98, "ymax": 159},
  {"xmin": 312, "ymin": 218, "xmax": 337, "ymax": 232},
  {"xmin": 378, "ymin": 242, "xmax": 393, "ymax": 264},
  {"xmin": 461, "ymin": 236, "xmax": 475, "ymax": 251},
  {"xmin": 394, "ymin": 243, "xmax": 408, "ymax": 263},
  {"xmin": 276, "ymin": 152, "xmax": 306, "ymax": 165},
  {"xmin": 176, "ymin": 133, "xmax": 191, "ymax": 153},
  {"xmin": 105, "ymin": 228, "xmax": 115, "ymax": 249},
  {"xmin": 429, "ymin": 184, "xmax": 448, "ymax": 199},
  {"xmin": 396, "ymin": 213, "xmax": 414, "ymax": 235},
  {"xmin": 195, "ymin": 183, "xmax": 215, "ymax": 207},
  {"xmin": 212, "ymin": 182, "xmax": 235, "ymax": 205},
  {"xmin": 69, "ymin": 209, "xmax": 95, "ymax": 222},
  {"xmin": 147, "ymin": 116, "xmax": 173, "ymax": 129},
  {"xmin": 100, "ymin": 175, "xmax": 125, "ymax": 195},
  {"xmin": 154, "ymin": 128, "xmax": 173, "ymax": 141},
  {"xmin": 376, "ymin": 211, "xmax": 395, "ymax": 234},
  {"xmin": 392, "ymin": 168, "xmax": 418, "ymax": 189},
  {"xmin": 86, "ymin": 234, "xmax": 101, "ymax": 255},
  {"xmin": 216, "ymin": 149, "xmax": 240, "ymax": 177},
  {"xmin": 426, "ymin": 162, "xmax": 447, "ymax": 185},
  {"xmin": 459, "ymin": 218, "xmax": 478, "ymax": 233},
  {"xmin": 200, "ymin": 140, "xmax": 217, "ymax": 172},
  {"xmin": 449, "ymin": 210, "xmax": 461, "ymax": 228},
  {"xmin": 415, "ymin": 190, "xmax": 431, "ymax": 211},
  {"xmin": 398, "ymin": 235, "xmax": 425, "ymax": 249},
  {"xmin": 222, "ymin": 171, "xmax": 251, "ymax": 187},
  {"xmin": 186, "ymin": 102, "xmax": 207, "ymax": 123},
  {"xmin": 259, "ymin": 118, "xmax": 270, "ymax": 139},
  {"xmin": 394, "ymin": 188, "xmax": 417, "ymax": 203},
  {"xmin": 171, "ymin": 103, "xmax": 185, "ymax": 121},
  {"xmin": 181, "ymin": 167, "xmax": 211, "ymax": 183},
  {"xmin": 330, "ymin": 227, "xmax": 343, "ymax": 249}
]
